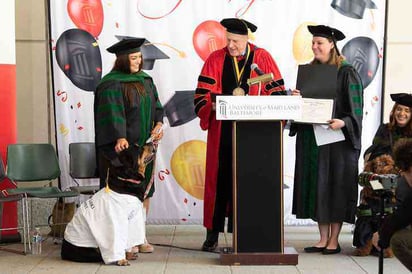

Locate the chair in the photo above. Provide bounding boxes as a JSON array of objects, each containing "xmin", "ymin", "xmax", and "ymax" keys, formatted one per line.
[
  {"xmin": 69, "ymin": 142, "xmax": 100, "ymax": 200},
  {"xmin": 0, "ymin": 154, "xmax": 28, "ymax": 255},
  {"xmin": 5, "ymin": 144, "xmax": 79, "ymax": 240}
]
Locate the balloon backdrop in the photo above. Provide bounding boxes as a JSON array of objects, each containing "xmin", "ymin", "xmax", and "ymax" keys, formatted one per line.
[
  {"xmin": 55, "ymin": 28, "xmax": 102, "ymax": 91},
  {"xmin": 342, "ymin": 36, "xmax": 379, "ymax": 89},
  {"xmin": 331, "ymin": 0, "xmax": 377, "ymax": 19},
  {"xmin": 164, "ymin": 90, "xmax": 196, "ymax": 127},
  {"xmin": 292, "ymin": 22, "xmax": 316, "ymax": 64},
  {"xmin": 193, "ymin": 20, "xmax": 226, "ymax": 61},
  {"xmin": 67, "ymin": 0, "xmax": 104, "ymax": 38},
  {"xmin": 170, "ymin": 140, "xmax": 206, "ymax": 200}
]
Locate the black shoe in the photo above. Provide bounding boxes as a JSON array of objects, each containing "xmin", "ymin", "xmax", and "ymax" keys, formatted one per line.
[
  {"xmin": 322, "ymin": 244, "xmax": 341, "ymax": 255},
  {"xmin": 304, "ymin": 246, "xmax": 326, "ymax": 253},
  {"xmin": 201, "ymin": 240, "xmax": 218, "ymax": 252}
]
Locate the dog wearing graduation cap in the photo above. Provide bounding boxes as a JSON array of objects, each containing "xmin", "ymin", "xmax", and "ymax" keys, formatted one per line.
[
  {"xmin": 352, "ymin": 144, "xmax": 398, "ymax": 257},
  {"xmin": 61, "ymin": 143, "xmax": 156, "ymax": 266}
]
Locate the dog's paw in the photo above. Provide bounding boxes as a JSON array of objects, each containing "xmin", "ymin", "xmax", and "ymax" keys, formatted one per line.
[
  {"xmin": 352, "ymin": 240, "xmax": 373, "ymax": 257},
  {"xmin": 126, "ymin": 251, "xmax": 138, "ymax": 260},
  {"xmin": 383, "ymin": 248, "xmax": 394, "ymax": 258},
  {"xmin": 116, "ymin": 259, "xmax": 130, "ymax": 266},
  {"xmin": 352, "ymin": 248, "xmax": 370, "ymax": 256}
]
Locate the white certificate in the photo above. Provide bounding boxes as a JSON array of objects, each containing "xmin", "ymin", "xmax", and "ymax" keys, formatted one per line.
[
  {"xmin": 293, "ymin": 98, "xmax": 334, "ymax": 124},
  {"xmin": 313, "ymin": 124, "xmax": 345, "ymax": 146}
]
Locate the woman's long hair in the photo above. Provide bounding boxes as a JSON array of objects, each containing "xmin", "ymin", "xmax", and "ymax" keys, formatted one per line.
[
  {"xmin": 112, "ymin": 53, "xmax": 146, "ymax": 104},
  {"xmin": 310, "ymin": 37, "xmax": 346, "ymax": 67},
  {"xmin": 388, "ymin": 103, "xmax": 412, "ymax": 136}
]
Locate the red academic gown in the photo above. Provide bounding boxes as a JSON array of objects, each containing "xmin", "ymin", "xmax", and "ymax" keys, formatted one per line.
[{"xmin": 194, "ymin": 43, "xmax": 284, "ymax": 230}]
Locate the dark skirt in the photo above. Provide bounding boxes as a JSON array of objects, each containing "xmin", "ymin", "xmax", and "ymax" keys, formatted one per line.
[{"xmin": 292, "ymin": 125, "xmax": 359, "ymax": 224}]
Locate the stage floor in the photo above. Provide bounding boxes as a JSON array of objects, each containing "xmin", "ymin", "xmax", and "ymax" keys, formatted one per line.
[{"xmin": 0, "ymin": 224, "xmax": 409, "ymax": 273}]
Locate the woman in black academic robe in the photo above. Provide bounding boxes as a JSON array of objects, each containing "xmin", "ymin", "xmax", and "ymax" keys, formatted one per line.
[{"xmin": 290, "ymin": 25, "xmax": 363, "ymax": 255}]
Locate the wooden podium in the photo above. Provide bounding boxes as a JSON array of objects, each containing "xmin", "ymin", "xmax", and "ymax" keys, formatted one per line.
[{"xmin": 216, "ymin": 96, "xmax": 300, "ymax": 265}]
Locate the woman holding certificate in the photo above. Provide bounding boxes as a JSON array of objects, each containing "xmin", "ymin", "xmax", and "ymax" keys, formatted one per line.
[{"xmin": 289, "ymin": 25, "xmax": 363, "ymax": 255}]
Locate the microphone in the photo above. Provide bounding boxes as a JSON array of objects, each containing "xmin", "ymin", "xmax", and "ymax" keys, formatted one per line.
[
  {"xmin": 247, "ymin": 63, "xmax": 273, "ymax": 85},
  {"xmin": 251, "ymin": 63, "xmax": 265, "ymax": 76},
  {"xmin": 250, "ymin": 63, "xmax": 284, "ymax": 91}
]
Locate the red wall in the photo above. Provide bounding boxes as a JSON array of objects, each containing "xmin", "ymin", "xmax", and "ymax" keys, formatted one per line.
[{"xmin": 0, "ymin": 64, "xmax": 17, "ymax": 237}]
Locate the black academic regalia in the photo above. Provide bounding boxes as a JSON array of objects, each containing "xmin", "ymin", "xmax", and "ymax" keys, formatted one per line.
[{"xmin": 290, "ymin": 62, "xmax": 363, "ymax": 224}]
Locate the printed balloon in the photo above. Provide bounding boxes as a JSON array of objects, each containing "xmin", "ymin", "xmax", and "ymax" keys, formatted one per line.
[
  {"xmin": 193, "ymin": 20, "xmax": 226, "ymax": 61},
  {"xmin": 55, "ymin": 28, "xmax": 102, "ymax": 91},
  {"xmin": 342, "ymin": 36, "xmax": 379, "ymax": 89},
  {"xmin": 171, "ymin": 140, "xmax": 206, "ymax": 200},
  {"xmin": 67, "ymin": 0, "xmax": 104, "ymax": 38},
  {"xmin": 292, "ymin": 22, "xmax": 316, "ymax": 64}
]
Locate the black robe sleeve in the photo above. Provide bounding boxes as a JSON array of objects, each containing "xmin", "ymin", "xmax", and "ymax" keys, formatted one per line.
[
  {"xmin": 94, "ymin": 80, "xmax": 127, "ymax": 146},
  {"xmin": 336, "ymin": 65, "xmax": 363, "ymax": 150}
]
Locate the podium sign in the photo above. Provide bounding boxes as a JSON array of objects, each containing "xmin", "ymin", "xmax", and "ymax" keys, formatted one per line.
[
  {"xmin": 216, "ymin": 95, "xmax": 302, "ymax": 121},
  {"xmin": 218, "ymin": 95, "xmax": 299, "ymax": 265}
]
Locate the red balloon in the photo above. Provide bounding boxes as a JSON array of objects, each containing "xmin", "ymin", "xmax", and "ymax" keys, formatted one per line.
[
  {"xmin": 193, "ymin": 20, "xmax": 226, "ymax": 61},
  {"xmin": 67, "ymin": 0, "xmax": 104, "ymax": 38}
]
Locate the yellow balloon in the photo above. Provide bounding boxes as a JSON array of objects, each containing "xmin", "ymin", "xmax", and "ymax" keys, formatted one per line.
[
  {"xmin": 170, "ymin": 140, "xmax": 206, "ymax": 200},
  {"xmin": 293, "ymin": 22, "xmax": 316, "ymax": 64}
]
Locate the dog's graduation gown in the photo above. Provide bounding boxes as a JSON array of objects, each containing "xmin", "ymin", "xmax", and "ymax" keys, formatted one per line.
[
  {"xmin": 290, "ymin": 62, "xmax": 363, "ymax": 224},
  {"xmin": 63, "ymin": 188, "xmax": 145, "ymax": 264},
  {"xmin": 194, "ymin": 44, "xmax": 284, "ymax": 231}
]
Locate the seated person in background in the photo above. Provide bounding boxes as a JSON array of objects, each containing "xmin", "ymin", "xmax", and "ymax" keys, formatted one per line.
[
  {"xmin": 61, "ymin": 143, "xmax": 155, "ymax": 266},
  {"xmin": 372, "ymin": 93, "xmax": 412, "ymax": 152},
  {"xmin": 373, "ymin": 138, "xmax": 412, "ymax": 272},
  {"xmin": 353, "ymin": 93, "xmax": 412, "ymax": 257}
]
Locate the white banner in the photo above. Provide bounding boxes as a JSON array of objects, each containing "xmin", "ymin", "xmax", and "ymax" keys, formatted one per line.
[
  {"xmin": 216, "ymin": 95, "xmax": 302, "ymax": 120},
  {"xmin": 49, "ymin": 0, "xmax": 387, "ymax": 225}
]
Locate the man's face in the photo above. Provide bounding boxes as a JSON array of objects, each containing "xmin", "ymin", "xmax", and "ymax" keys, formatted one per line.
[{"xmin": 226, "ymin": 32, "xmax": 248, "ymax": 57}]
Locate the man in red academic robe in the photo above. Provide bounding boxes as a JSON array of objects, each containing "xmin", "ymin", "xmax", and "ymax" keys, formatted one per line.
[{"xmin": 194, "ymin": 18, "xmax": 285, "ymax": 251}]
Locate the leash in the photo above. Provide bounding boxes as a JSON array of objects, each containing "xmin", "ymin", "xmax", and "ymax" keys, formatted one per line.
[{"xmin": 143, "ymin": 142, "xmax": 158, "ymax": 200}]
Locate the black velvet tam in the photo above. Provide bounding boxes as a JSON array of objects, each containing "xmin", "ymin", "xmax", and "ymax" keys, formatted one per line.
[
  {"xmin": 307, "ymin": 25, "xmax": 345, "ymax": 41},
  {"xmin": 106, "ymin": 37, "xmax": 145, "ymax": 56},
  {"xmin": 220, "ymin": 18, "xmax": 257, "ymax": 35},
  {"xmin": 390, "ymin": 93, "xmax": 412, "ymax": 108}
]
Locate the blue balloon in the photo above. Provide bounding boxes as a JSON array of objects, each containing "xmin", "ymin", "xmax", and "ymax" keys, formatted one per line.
[
  {"xmin": 55, "ymin": 29, "xmax": 102, "ymax": 91},
  {"xmin": 342, "ymin": 36, "xmax": 379, "ymax": 89}
]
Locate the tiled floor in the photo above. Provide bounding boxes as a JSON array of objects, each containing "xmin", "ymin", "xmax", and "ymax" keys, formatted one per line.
[{"xmin": 0, "ymin": 224, "xmax": 409, "ymax": 273}]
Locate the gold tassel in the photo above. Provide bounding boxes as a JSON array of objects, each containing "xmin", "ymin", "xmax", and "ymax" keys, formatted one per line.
[
  {"xmin": 105, "ymin": 168, "xmax": 111, "ymax": 193},
  {"xmin": 248, "ymin": 28, "xmax": 255, "ymax": 41}
]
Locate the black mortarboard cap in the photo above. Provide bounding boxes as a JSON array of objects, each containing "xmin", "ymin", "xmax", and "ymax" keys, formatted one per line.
[
  {"xmin": 107, "ymin": 37, "xmax": 145, "ymax": 56},
  {"xmin": 390, "ymin": 93, "xmax": 412, "ymax": 108},
  {"xmin": 363, "ymin": 143, "xmax": 392, "ymax": 162},
  {"xmin": 115, "ymin": 35, "xmax": 170, "ymax": 70},
  {"xmin": 307, "ymin": 25, "xmax": 346, "ymax": 41},
  {"xmin": 220, "ymin": 18, "xmax": 257, "ymax": 35},
  {"xmin": 164, "ymin": 90, "xmax": 196, "ymax": 127},
  {"xmin": 140, "ymin": 40, "xmax": 169, "ymax": 70},
  {"xmin": 331, "ymin": 0, "xmax": 377, "ymax": 19}
]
